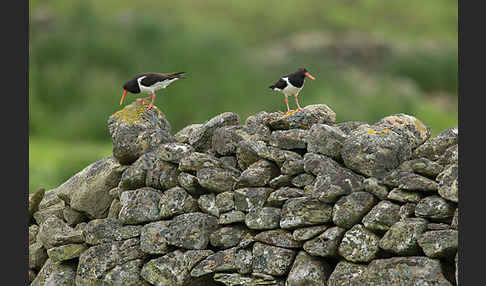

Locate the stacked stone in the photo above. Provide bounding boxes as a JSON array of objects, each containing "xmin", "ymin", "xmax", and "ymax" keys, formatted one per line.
[{"xmin": 28, "ymin": 101, "xmax": 459, "ymax": 286}]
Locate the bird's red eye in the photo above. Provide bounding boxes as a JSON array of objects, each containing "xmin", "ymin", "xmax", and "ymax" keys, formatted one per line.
[{"xmin": 300, "ymin": 68, "xmax": 305, "ymax": 71}]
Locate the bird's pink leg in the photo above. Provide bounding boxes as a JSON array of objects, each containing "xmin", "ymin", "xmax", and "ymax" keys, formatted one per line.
[
  {"xmin": 294, "ymin": 95, "xmax": 304, "ymax": 111},
  {"xmin": 136, "ymin": 96, "xmax": 151, "ymax": 103},
  {"xmin": 284, "ymin": 96, "xmax": 292, "ymax": 113},
  {"xmin": 145, "ymin": 93, "xmax": 156, "ymax": 109}
]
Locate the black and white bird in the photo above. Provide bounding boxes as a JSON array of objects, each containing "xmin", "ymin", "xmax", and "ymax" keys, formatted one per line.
[
  {"xmin": 269, "ymin": 67, "xmax": 315, "ymax": 113},
  {"xmin": 120, "ymin": 72, "xmax": 186, "ymax": 109}
]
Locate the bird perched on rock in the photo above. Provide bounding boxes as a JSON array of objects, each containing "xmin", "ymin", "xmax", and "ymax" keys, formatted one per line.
[
  {"xmin": 120, "ymin": 72, "xmax": 186, "ymax": 109},
  {"xmin": 269, "ymin": 67, "xmax": 315, "ymax": 114}
]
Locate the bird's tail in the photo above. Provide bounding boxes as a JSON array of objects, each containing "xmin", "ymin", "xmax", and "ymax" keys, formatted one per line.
[
  {"xmin": 171, "ymin": 72, "xmax": 186, "ymax": 79},
  {"xmin": 269, "ymin": 84, "xmax": 276, "ymax": 89}
]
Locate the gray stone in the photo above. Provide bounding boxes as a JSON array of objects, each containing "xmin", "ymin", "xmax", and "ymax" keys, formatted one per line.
[
  {"xmin": 175, "ymin": 123, "xmax": 202, "ymax": 144},
  {"xmin": 46, "ymin": 243, "xmax": 86, "ymax": 262},
  {"xmin": 140, "ymin": 221, "xmax": 170, "ymax": 255},
  {"xmin": 210, "ymin": 225, "xmax": 249, "ymax": 249},
  {"xmin": 29, "ymin": 242, "xmax": 48, "ymax": 270},
  {"xmin": 437, "ymin": 163, "xmax": 458, "ymax": 202},
  {"xmin": 216, "ymin": 192, "xmax": 235, "ymax": 213},
  {"xmin": 362, "ymin": 177, "xmax": 389, "ymax": 200},
  {"xmin": 198, "ymin": 193, "xmax": 220, "ymax": 217},
  {"xmin": 108, "ymin": 199, "xmax": 122, "ymax": 219},
  {"xmin": 338, "ymin": 224, "xmax": 380, "ymax": 263},
  {"xmin": 244, "ymin": 111, "xmax": 272, "ymax": 141},
  {"xmin": 38, "ymin": 216, "xmax": 84, "ymax": 249},
  {"xmin": 397, "ymin": 172, "xmax": 438, "ymax": 191},
  {"xmin": 159, "ymin": 187, "xmax": 198, "ymax": 219},
  {"xmin": 252, "ymin": 242, "xmax": 296, "ymax": 276},
  {"xmin": 267, "ymin": 104, "xmax": 336, "ymax": 130},
  {"xmin": 103, "ymin": 259, "xmax": 149, "ymax": 286},
  {"xmin": 379, "ymin": 218, "xmax": 428, "ymax": 255},
  {"xmin": 178, "ymin": 152, "xmax": 223, "ymax": 172},
  {"xmin": 213, "ymin": 273, "xmax": 280, "ymax": 286},
  {"xmin": 117, "ymin": 152, "xmax": 156, "ymax": 190},
  {"xmin": 108, "ymin": 102, "xmax": 174, "ymax": 165},
  {"xmin": 335, "ymin": 121, "xmax": 371, "ymax": 135},
  {"xmin": 219, "ymin": 211, "xmax": 246, "ymax": 225},
  {"xmin": 327, "ymin": 261, "xmax": 367, "ymax": 286},
  {"xmin": 292, "ymin": 225, "xmax": 327, "ymax": 241},
  {"xmin": 451, "ymin": 208, "xmax": 458, "ymax": 230},
  {"xmin": 400, "ymin": 203, "xmax": 417, "ymax": 219},
  {"xmin": 237, "ymin": 159, "xmax": 280, "ymax": 187},
  {"xmin": 303, "ymin": 226, "xmax": 346, "ymax": 258},
  {"xmin": 332, "ymin": 192, "xmax": 377, "ymax": 229},
  {"xmin": 286, "ymin": 251, "xmax": 330, "ymax": 286},
  {"xmin": 366, "ymin": 257, "xmax": 453, "ymax": 286},
  {"xmin": 145, "ymin": 159, "xmax": 179, "ymax": 190},
  {"xmin": 266, "ymin": 187, "xmax": 305, "ymax": 208},
  {"xmin": 427, "ymin": 223, "xmax": 451, "ymax": 231},
  {"xmin": 29, "ymin": 188, "xmax": 45, "ymax": 220},
  {"xmin": 39, "ymin": 188, "xmax": 63, "ymax": 210},
  {"xmin": 83, "ymin": 218, "xmax": 142, "ymax": 245},
  {"xmin": 220, "ymin": 156, "xmax": 238, "ymax": 169},
  {"xmin": 418, "ymin": 230, "xmax": 458, "ymax": 259},
  {"xmin": 438, "ymin": 144, "xmax": 458, "ymax": 167},
  {"xmin": 280, "ymin": 154, "xmax": 304, "ymax": 176},
  {"xmin": 415, "ymin": 195, "xmax": 456, "ymax": 220},
  {"xmin": 280, "ymin": 197, "xmax": 332, "ymax": 229},
  {"xmin": 374, "ymin": 113, "xmax": 431, "ymax": 149},
  {"xmin": 191, "ymin": 248, "xmax": 238, "ymax": 277},
  {"xmin": 399, "ymin": 158, "xmax": 444, "ymax": 178},
  {"xmin": 245, "ymin": 207, "xmax": 282, "ymax": 230},
  {"xmin": 31, "ymin": 258, "xmax": 77, "ymax": 286},
  {"xmin": 197, "ymin": 167, "xmax": 239, "ymax": 193},
  {"xmin": 166, "ymin": 212, "xmax": 219, "ymax": 249},
  {"xmin": 236, "ymin": 139, "xmax": 262, "ymax": 170},
  {"xmin": 30, "ymin": 225, "xmax": 39, "ymax": 245},
  {"xmin": 387, "ymin": 188, "xmax": 423, "ymax": 203},
  {"xmin": 307, "ymin": 123, "xmax": 347, "ymax": 159},
  {"xmin": 291, "ymin": 173, "xmax": 315, "ymax": 188},
  {"xmin": 362, "ymin": 200, "xmax": 401, "ymax": 232},
  {"xmin": 29, "ymin": 269, "xmax": 36, "ymax": 284},
  {"xmin": 76, "ymin": 238, "xmax": 147, "ymax": 285},
  {"xmin": 235, "ymin": 249, "xmax": 253, "ymax": 274},
  {"xmin": 189, "ymin": 112, "xmax": 240, "ymax": 152},
  {"xmin": 212, "ymin": 126, "xmax": 249, "ymax": 155},
  {"xmin": 234, "ymin": 187, "xmax": 274, "ymax": 212},
  {"xmin": 55, "ymin": 157, "xmax": 125, "ymax": 219},
  {"xmin": 342, "ymin": 126, "xmax": 412, "ymax": 178},
  {"xmin": 63, "ymin": 207, "xmax": 86, "ymax": 227},
  {"xmin": 140, "ymin": 249, "xmax": 213, "ymax": 286},
  {"xmin": 313, "ymin": 176, "xmax": 350, "ymax": 203},
  {"xmin": 413, "ymin": 126, "xmax": 458, "ymax": 161},
  {"xmin": 154, "ymin": 142, "xmax": 194, "ymax": 163},
  {"xmin": 118, "ymin": 188, "xmax": 162, "ymax": 224},
  {"xmin": 269, "ymin": 129, "xmax": 308, "ymax": 150},
  {"xmin": 33, "ymin": 203, "xmax": 65, "ymax": 225},
  {"xmin": 254, "ymin": 229, "xmax": 302, "ymax": 248},
  {"xmin": 178, "ymin": 172, "xmax": 206, "ymax": 195}
]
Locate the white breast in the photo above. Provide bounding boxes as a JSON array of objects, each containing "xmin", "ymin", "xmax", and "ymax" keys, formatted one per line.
[{"xmin": 282, "ymin": 77, "xmax": 302, "ymax": 96}]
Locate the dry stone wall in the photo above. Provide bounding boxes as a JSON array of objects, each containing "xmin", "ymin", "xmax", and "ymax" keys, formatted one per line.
[{"xmin": 29, "ymin": 101, "xmax": 459, "ymax": 286}]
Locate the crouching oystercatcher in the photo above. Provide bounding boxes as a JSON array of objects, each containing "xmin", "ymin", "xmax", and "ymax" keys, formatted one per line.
[
  {"xmin": 120, "ymin": 72, "xmax": 186, "ymax": 109},
  {"xmin": 269, "ymin": 67, "xmax": 315, "ymax": 114}
]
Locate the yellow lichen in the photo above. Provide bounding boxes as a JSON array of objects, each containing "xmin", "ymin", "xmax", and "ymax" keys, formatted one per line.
[{"xmin": 112, "ymin": 103, "xmax": 147, "ymax": 125}]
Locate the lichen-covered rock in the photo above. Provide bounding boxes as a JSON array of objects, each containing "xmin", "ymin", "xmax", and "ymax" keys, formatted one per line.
[
  {"xmin": 189, "ymin": 112, "xmax": 240, "ymax": 152},
  {"xmin": 280, "ymin": 154, "xmax": 304, "ymax": 176},
  {"xmin": 178, "ymin": 172, "xmax": 206, "ymax": 195},
  {"xmin": 33, "ymin": 203, "xmax": 65, "ymax": 225},
  {"xmin": 103, "ymin": 259, "xmax": 149, "ymax": 286},
  {"xmin": 76, "ymin": 238, "xmax": 147, "ymax": 285},
  {"xmin": 362, "ymin": 177, "xmax": 389, "ymax": 200},
  {"xmin": 31, "ymin": 258, "xmax": 77, "ymax": 286},
  {"xmin": 254, "ymin": 229, "xmax": 302, "ymax": 248},
  {"xmin": 198, "ymin": 167, "xmax": 239, "ymax": 192},
  {"xmin": 291, "ymin": 173, "xmax": 315, "ymax": 188},
  {"xmin": 244, "ymin": 111, "xmax": 272, "ymax": 141},
  {"xmin": 338, "ymin": 224, "xmax": 380, "ymax": 263},
  {"xmin": 108, "ymin": 199, "xmax": 122, "ymax": 219},
  {"xmin": 269, "ymin": 129, "xmax": 307, "ymax": 150},
  {"xmin": 159, "ymin": 187, "xmax": 198, "ymax": 219},
  {"xmin": 332, "ymin": 192, "xmax": 377, "ymax": 229},
  {"xmin": 280, "ymin": 197, "xmax": 332, "ymax": 229},
  {"xmin": 118, "ymin": 188, "xmax": 163, "ymax": 224},
  {"xmin": 327, "ymin": 261, "xmax": 367, "ymax": 286},
  {"xmin": 341, "ymin": 126, "xmax": 412, "ymax": 178},
  {"xmin": 437, "ymin": 144, "xmax": 458, "ymax": 167},
  {"xmin": 415, "ymin": 195, "xmax": 456, "ymax": 220},
  {"xmin": 39, "ymin": 188, "xmax": 63, "ymax": 210},
  {"xmin": 154, "ymin": 142, "xmax": 194, "ymax": 163},
  {"xmin": 145, "ymin": 158, "xmax": 180, "ymax": 190},
  {"xmin": 219, "ymin": 210, "xmax": 246, "ymax": 225},
  {"xmin": 55, "ymin": 157, "xmax": 125, "ymax": 219},
  {"xmin": 266, "ymin": 187, "xmax": 305, "ymax": 208},
  {"xmin": 234, "ymin": 187, "xmax": 274, "ymax": 212},
  {"xmin": 366, "ymin": 257, "xmax": 453, "ymax": 286},
  {"xmin": 399, "ymin": 158, "xmax": 444, "ymax": 178},
  {"xmin": 313, "ymin": 177, "xmax": 350, "ymax": 203},
  {"xmin": 210, "ymin": 225, "xmax": 249, "ymax": 249},
  {"xmin": 237, "ymin": 159, "xmax": 280, "ymax": 188},
  {"xmin": 220, "ymin": 155, "xmax": 238, "ymax": 169},
  {"xmin": 140, "ymin": 221, "xmax": 170, "ymax": 255},
  {"xmin": 437, "ymin": 163, "xmax": 458, "ymax": 202},
  {"xmin": 400, "ymin": 203, "xmax": 417, "ymax": 219},
  {"xmin": 235, "ymin": 139, "xmax": 263, "ymax": 170},
  {"xmin": 175, "ymin": 124, "xmax": 202, "ymax": 144},
  {"xmin": 29, "ymin": 188, "xmax": 45, "ymax": 220},
  {"xmin": 303, "ymin": 153, "xmax": 364, "ymax": 192},
  {"xmin": 374, "ymin": 113, "xmax": 431, "ymax": 149},
  {"xmin": 198, "ymin": 193, "xmax": 219, "ymax": 217},
  {"xmin": 46, "ymin": 243, "xmax": 86, "ymax": 262},
  {"xmin": 252, "ymin": 242, "xmax": 296, "ymax": 276},
  {"xmin": 140, "ymin": 249, "xmax": 213, "ymax": 286},
  {"xmin": 387, "ymin": 188, "xmax": 423, "ymax": 203},
  {"xmin": 29, "ymin": 242, "xmax": 48, "ymax": 270},
  {"xmin": 165, "ymin": 212, "xmax": 219, "ymax": 249},
  {"xmin": 245, "ymin": 207, "xmax": 282, "ymax": 230},
  {"xmin": 303, "ymin": 226, "xmax": 346, "ymax": 258},
  {"xmin": 117, "ymin": 152, "xmax": 155, "ymax": 190},
  {"xmin": 29, "ymin": 269, "xmax": 36, "ymax": 284},
  {"xmin": 83, "ymin": 218, "xmax": 142, "ymax": 244},
  {"xmin": 362, "ymin": 200, "xmax": 401, "ymax": 232},
  {"xmin": 62, "ymin": 207, "xmax": 86, "ymax": 226},
  {"xmin": 413, "ymin": 127, "xmax": 458, "ymax": 161},
  {"xmin": 213, "ymin": 273, "xmax": 281, "ymax": 286},
  {"xmin": 178, "ymin": 152, "xmax": 224, "ymax": 172},
  {"xmin": 191, "ymin": 248, "xmax": 238, "ymax": 277},
  {"xmin": 451, "ymin": 208, "xmax": 458, "ymax": 230},
  {"xmin": 212, "ymin": 125, "xmax": 249, "ymax": 155},
  {"xmin": 418, "ymin": 230, "xmax": 458, "ymax": 259},
  {"xmin": 306, "ymin": 124, "xmax": 347, "ymax": 159},
  {"xmin": 397, "ymin": 172, "xmax": 438, "ymax": 191},
  {"xmin": 379, "ymin": 218, "xmax": 428, "ymax": 255},
  {"xmin": 38, "ymin": 216, "xmax": 84, "ymax": 249},
  {"xmin": 292, "ymin": 225, "xmax": 327, "ymax": 241},
  {"xmin": 267, "ymin": 104, "xmax": 336, "ymax": 130},
  {"xmin": 286, "ymin": 251, "xmax": 330, "ymax": 286},
  {"xmin": 108, "ymin": 101, "xmax": 174, "ymax": 165},
  {"xmin": 216, "ymin": 192, "xmax": 235, "ymax": 213},
  {"xmin": 30, "ymin": 225, "xmax": 39, "ymax": 245}
]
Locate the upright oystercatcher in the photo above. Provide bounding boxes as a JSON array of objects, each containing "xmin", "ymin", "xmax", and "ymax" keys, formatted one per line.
[
  {"xmin": 269, "ymin": 67, "xmax": 316, "ymax": 113},
  {"xmin": 120, "ymin": 72, "xmax": 186, "ymax": 109}
]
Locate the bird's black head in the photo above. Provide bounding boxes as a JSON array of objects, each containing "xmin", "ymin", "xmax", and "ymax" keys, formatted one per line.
[
  {"xmin": 297, "ymin": 67, "xmax": 316, "ymax": 80},
  {"xmin": 123, "ymin": 79, "xmax": 140, "ymax": 94}
]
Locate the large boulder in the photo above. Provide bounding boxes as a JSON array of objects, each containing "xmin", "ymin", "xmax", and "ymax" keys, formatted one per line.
[
  {"xmin": 188, "ymin": 112, "xmax": 240, "ymax": 152},
  {"xmin": 267, "ymin": 104, "xmax": 336, "ymax": 130},
  {"xmin": 108, "ymin": 101, "xmax": 174, "ymax": 165}
]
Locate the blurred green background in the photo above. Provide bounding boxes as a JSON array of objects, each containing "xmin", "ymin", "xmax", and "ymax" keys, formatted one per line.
[{"xmin": 29, "ymin": 0, "xmax": 457, "ymax": 194}]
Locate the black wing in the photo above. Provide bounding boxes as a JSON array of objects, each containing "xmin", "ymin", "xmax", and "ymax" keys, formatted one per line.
[
  {"xmin": 269, "ymin": 78, "xmax": 288, "ymax": 90},
  {"xmin": 139, "ymin": 72, "xmax": 185, "ymax": 87}
]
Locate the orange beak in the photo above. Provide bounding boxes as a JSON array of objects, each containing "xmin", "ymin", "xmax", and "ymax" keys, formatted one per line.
[
  {"xmin": 120, "ymin": 90, "xmax": 127, "ymax": 105},
  {"xmin": 305, "ymin": 72, "xmax": 316, "ymax": 80}
]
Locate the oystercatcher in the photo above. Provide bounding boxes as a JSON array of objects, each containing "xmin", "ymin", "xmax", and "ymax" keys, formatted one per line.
[
  {"xmin": 269, "ymin": 67, "xmax": 315, "ymax": 113},
  {"xmin": 120, "ymin": 72, "xmax": 186, "ymax": 109}
]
